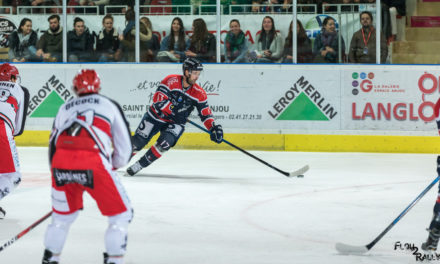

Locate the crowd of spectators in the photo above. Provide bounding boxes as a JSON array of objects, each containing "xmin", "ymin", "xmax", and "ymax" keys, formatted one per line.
[{"xmin": 0, "ymin": 0, "xmax": 402, "ymax": 64}]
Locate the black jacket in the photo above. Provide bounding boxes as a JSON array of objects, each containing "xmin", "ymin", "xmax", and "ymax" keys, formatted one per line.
[{"xmin": 67, "ymin": 28, "xmax": 94, "ymax": 61}]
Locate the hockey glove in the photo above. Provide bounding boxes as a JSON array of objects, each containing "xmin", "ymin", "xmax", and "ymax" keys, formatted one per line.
[
  {"xmin": 437, "ymin": 155, "xmax": 440, "ymax": 175},
  {"xmin": 210, "ymin": 124, "xmax": 223, "ymax": 144}
]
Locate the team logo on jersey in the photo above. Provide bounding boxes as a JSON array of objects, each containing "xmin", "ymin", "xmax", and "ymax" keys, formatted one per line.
[
  {"xmin": 0, "ymin": 88, "xmax": 10, "ymax": 102},
  {"xmin": 27, "ymin": 75, "xmax": 74, "ymax": 118},
  {"xmin": 268, "ymin": 76, "xmax": 337, "ymax": 121}
]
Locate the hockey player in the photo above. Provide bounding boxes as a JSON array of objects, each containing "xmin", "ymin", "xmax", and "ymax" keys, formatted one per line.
[
  {"xmin": 42, "ymin": 69, "xmax": 133, "ymax": 264},
  {"xmin": 126, "ymin": 57, "xmax": 223, "ymax": 176},
  {"xmin": 0, "ymin": 63, "xmax": 29, "ymax": 219},
  {"xmin": 422, "ymin": 98, "xmax": 440, "ymax": 251}
]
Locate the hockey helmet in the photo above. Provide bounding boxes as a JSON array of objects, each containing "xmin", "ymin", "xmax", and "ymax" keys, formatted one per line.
[
  {"xmin": 0, "ymin": 63, "xmax": 19, "ymax": 82},
  {"xmin": 182, "ymin": 57, "xmax": 203, "ymax": 75},
  {"xmin": 72, "ymin": 69, "xmax": 101, "ymax": 95}
]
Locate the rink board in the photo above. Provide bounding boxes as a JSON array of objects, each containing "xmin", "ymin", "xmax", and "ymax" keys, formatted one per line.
[
  {"xmin": 15, "ymin": 131, "xmax": 440, "ymax": 153},
  {"xmin": 13, "ymin": 63, "xmax": 440, "ymax": 153}
]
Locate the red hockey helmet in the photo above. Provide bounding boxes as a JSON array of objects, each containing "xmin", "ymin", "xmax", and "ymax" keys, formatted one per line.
[
  {"xmin": 72, "ymin": 69, "xmax": 101, "ymax": 95},
  {"xmin": 0, "ymin": 63, "xmax": 19, "ymax": 82}
]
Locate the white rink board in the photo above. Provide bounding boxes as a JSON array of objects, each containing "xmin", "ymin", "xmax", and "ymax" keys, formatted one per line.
[{"xmin": 17, "ymin": 64, "xmax": 440, "ymax": 135}]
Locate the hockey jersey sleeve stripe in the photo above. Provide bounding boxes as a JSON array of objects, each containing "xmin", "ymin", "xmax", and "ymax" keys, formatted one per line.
[
  {"xmin": 157, "ymin": 84, "xmax": 171, "ymax": 95},
  {"xmin": 203, "ymin": 118, "xmax": 214, "ymax": 130},
  {"xmin": 201, "ymin": 106, "xmax": 212, "ymax": 117},
  {"xmin": 15, "ymin": 86, "xmax": 30, "ymax": 137},
  {"xmin": 0, "ymin": 112, "xmax": 14, "ymax": 134},
  {"xmin": 109, "ymin": 98, "xmax": 133, "ymax": 168},
  {"xmin": 93, "ymin": 114, "xmax": 112, "ymax": 138}
]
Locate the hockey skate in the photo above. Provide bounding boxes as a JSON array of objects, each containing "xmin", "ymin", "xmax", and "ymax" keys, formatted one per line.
[
  {"xmin": 125, "ymin": 161, "xmax": 143, "ymax": 176},
  {"xmin": 42, "ymin": 249, "xmax": 59, "ymax": 264},
  {"xmin": 422, "ymin": 228, "xmax": 440, "ymax": 251},
  {"xmin": 103, "ymin": 252, "xmax": 117, "ymax": 264}
]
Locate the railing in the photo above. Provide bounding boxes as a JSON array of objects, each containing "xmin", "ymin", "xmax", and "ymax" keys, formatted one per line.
[
  {"xmin": 17, "ymin": 5, "xmax": 99, "ymax": 15},
  {"xmin": 139, "ymin": 5, "xmax": 193, "ymax": 15},
  {"xmin": 229, "ymin": 4, "xmax": 317, "ymax": 15},
  {"xmin": 0, "ymin": 7, "xmax": 13, "ymax": 15},
  {"xmin": 197, "ymin": 5, "xmax": 225, "ymax": 15},
  {"xmin": 104, "ymin": 5, "xmax": 128, "ymax": 15},
  {"xmin": 13, "ymin": 4, "xmax": 318, "ymax": 16}
]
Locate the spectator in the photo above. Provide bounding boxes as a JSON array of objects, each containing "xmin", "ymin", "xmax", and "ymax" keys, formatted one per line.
[
  {"xmin": 348, "ymin": 11, "xmax": 387, "ymax": 63},
  {"xmin": 79, "ymin": 0, "xmax": 109, "ymax": 14},
  {"xmin": 282, "ymin": 20, "xmax": 313, "ymax": 63},
  {"xmin": 8, "ymin": 18, "xmax": 40, "ymax": 62},
  {"xmin": 185, "ymin": 18, "xmax": 216, "ymax": 63},
  {"xmin": 119, "ymin": 8, "xmax": 136, "ymax": 61},
  {"xmin": 268, "ymin": 0, "xmax": 282, "ymax": 13},
  {"xmin": 317, "ymin": 0, "xmax": 337, "ymax": 13},
  {"xmin": 27, "ymin": 0, "xmax": 60, "ymax": 13},
  {"xmin": 341, "ymin": 0, "xmax": 355, "ymax": 12},
  {"xmin": 281, "ymin": 0, "xmax": 292, "ymax": 13},
  {"xmin": 107, "ymin": 0, "xmax": 132, "ymax": 13},
  {"xmin": 96, "ymin": 14, "xmax": 121, "ymax": 62},
  {"xmin": 139, "ymin": 17, "xmax": 160, "ymax": 62},
  {"xmin": 250, "ymin": 15, "xmax": 283, "ymax": 63},
  {"xmin": 251, "ymin": 0, "xmax": 266, "ymax": 13},
  {"xmin": 36, "ymin": 14, "xmax": 63, "ymax": 62},
  {"xmin": 382, "ymin": 0, "xmax": 406, "ymax": 42},
  {"xmin": 313, "ymin": 16, "xmax": 345, "ymax": 63},
  {"xmin": 67, "ymin": 17, "xmax": 94, "ymax": 62},
  {"xmin": 157, "ymin": 17, "xmax": 188, "ymax": 63},
  {"xmin": 224, "ymin": 19, "xmax": 248, "ymax": 63},
  {"xmin": 3, "ymin": 0, "xmax": 32, "ymax": 14}
]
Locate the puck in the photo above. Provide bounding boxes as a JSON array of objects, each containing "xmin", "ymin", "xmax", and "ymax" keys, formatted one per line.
[{"xmin": 297, "ymin": 175, "xmax": 304, "ymax": 178}]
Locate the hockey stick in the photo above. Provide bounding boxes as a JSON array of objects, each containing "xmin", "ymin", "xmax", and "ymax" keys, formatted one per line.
[
  {"xmin": 0, "ymin": 211, "xmax": 52, "ymax": 252},
  {"xmin": 188, "ymin": 120, "xmax": 309, "ymax": 177},
  {"xmin": 335, "ymin": 176, "xmax": 440, "ymax": 255}
]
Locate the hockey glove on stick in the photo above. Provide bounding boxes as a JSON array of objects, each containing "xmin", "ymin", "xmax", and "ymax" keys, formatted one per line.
[{"xmin": 210, "ymin": 124, "xmax": 223, "ymax": 144}]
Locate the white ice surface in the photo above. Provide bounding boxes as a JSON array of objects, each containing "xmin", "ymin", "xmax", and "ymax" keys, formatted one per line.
[{"xmin": 0, "ymin": 147, "xmax": 438, "ymax": 264}]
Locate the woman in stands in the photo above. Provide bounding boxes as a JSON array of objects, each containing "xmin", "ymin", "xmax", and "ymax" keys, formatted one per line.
[
  {"xmin": 157, "ymin": 17, "xmax": 188, "ymax": 63},
  {"xmin": 185, "ymin": 18, "xmax": 216, "ymax": 63},
  {"xmin": 224, "ymin": 19, "xmax": 248, "ymax": 63},
  {"xmin": 8, "ymin": 18, "xmax": 40, "ymax": 62},
  {"xmin": 282, "ymin": 20, "xmax": 313, "ymax": 63},
  {"xmin": 313, "ymin": 16, "xmax": 345, "ymax": 63},
  {"xmin": 252, "ymin": 15, "xmax": 283, "ymax": 63}
]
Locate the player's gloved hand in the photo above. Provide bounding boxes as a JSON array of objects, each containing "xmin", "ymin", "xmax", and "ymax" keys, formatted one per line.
[
  {"xmin": 437, "ymin": 155, "xmax": 440, "ymax": 175},
  {"xmin": 210, "ymin": 124, "xmax": 223, "ymax": 144}
]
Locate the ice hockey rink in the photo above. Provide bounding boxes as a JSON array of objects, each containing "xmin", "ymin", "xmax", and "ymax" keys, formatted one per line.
[{"xmin": 0, "ymin": 147, "xmax": 438, "ymax": 264}]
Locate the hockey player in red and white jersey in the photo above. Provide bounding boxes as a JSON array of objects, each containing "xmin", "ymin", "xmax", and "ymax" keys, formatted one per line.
[
  {"xmin": 422, "ymin": 98, "xmax": 440, "ymax": 251},
  {"xmin": 0, "ymin": 63, "xmax": 29, "ymax": 219},
  {"xmin": 126, "ymin": 57, "xmax": 224, "ymax": 176},
  {"xmin": 42, "ymin": 69, "xmax": 133, "ymax": 264}
]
